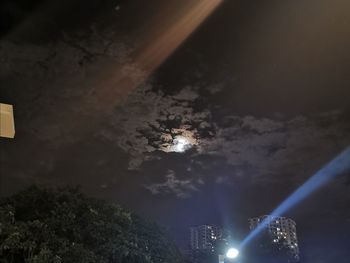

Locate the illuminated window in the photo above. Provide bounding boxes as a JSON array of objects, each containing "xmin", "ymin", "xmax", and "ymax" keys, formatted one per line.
[{"xmin": 0, "ymin": 103, "xmax": 15, "ymax": 138}]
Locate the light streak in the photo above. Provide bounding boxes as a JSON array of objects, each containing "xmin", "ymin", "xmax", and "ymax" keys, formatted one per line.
[
  {"xmin": 3, "ymin": 0, "xmax": 223, "ymax": 141},
  {"xmin": 92, "ymin": 0, "xmax": 223, "ymax": 109},
  {"xmin": 240, "ymin": 147, "xmax": 350, "ymax": 248}
]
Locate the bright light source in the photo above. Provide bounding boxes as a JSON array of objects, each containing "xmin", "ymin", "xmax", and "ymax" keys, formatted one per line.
[
  {"xmin": 226, "ymin": 248, "xmax": 239, "ymax": 259},
  {"xmin": 172, "ymin": 136, "xmax": 191, "ymax": 152},
  {"xmin": 241, "ymin": 147, "xmax": 350, "ymax": 247}
]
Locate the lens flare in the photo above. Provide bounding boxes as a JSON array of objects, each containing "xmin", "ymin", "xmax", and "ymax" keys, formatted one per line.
[
  {"xmin": 2, "ymin": 0, "xmax": 223, "ymax": 145},
  {"xmin": 241, "ymin": 147, "xmax": 350, "ymax": 247}
]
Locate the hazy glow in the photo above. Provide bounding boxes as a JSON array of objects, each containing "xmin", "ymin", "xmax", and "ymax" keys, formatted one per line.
[
  {"xmin": 226, "ymin": 248, "xmax": 239, "ymax": 259},
  {"xmin": 138, "ymin": 0, "xmax": 223, "ymax": 73},
  {"xmin": 86, "ymin": 0, "xmax": 223, "ymax": 133},
  {"xmin": 241, "ymin": 147, "xmax": 350, "ymax": 247},
  {"xmin": 172, "ymin": 136, "xmax": 191, "ymax": 152},
  {"xmin": 93, "ymin": 0, "xmax": 223, "ymax": 106},
  {"xmin": 3, "ymin": 1, "xmax": 223, "ymax": 141}
]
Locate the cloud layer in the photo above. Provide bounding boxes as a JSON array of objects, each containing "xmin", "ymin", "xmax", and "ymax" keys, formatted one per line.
[
  {"xmin": 98, "ymin": 85, "xmax": 350, "ymax": 198},
  {"xmin": 2, "ymin": 36, "xmax": 349, "ymax": 199}
]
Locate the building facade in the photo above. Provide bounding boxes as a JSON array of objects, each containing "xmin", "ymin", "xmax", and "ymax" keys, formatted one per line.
[
  {"xmin": 189, "ymin": 225, "xmax": 227, "ymax": 263},
  {"xmin": 248, "ymin": 215, "xmax": 300, "ymax": 262},
  {"xmin": 190, "ymin": 225, "xmax": 223, "ymax": 251}
]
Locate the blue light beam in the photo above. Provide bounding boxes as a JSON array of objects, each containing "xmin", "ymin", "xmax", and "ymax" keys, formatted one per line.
[{"xmin": 240, "ymin": 147, "xmax": 350, "ymax": 248}]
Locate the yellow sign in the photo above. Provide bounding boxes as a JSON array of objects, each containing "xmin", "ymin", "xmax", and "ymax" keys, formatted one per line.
[{"xmin": 0, "ymin": 103, "xmax": 15, "ymax": 138}]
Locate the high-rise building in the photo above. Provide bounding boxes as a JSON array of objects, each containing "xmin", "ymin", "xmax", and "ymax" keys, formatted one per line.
[
  {"xmin": 248, "ymin": 215, "xmax": 300, "ymax": 262},
  {"xmin": 190, "ymin": 225, "xmax": 223, "ymax": 251},
  {"xmin": 189, "ymin": 225, "xmax": 227, "ymax": 263}
]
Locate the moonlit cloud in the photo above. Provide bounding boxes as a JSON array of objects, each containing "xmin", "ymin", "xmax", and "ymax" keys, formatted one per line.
[
  {"xmin": 94, "ymin": 81, "xmax": 350, "ymax": 198},
  {"xmin": 98, "ymin": 83, "xmax": 348, "ymax": 190},
  {"xmin": 201, "ymin": 110, "xmax": 350, "ymax": 184},
  {"xmin": 98, "ymin": 85, "xmax": 210, "ymax": 169},
  {"xmin": 171, "ymin": 136, "xmax": 192, "ymax": 152},
  {"xmin": 2, "ymin": 34, "xmax": 350, "ymax": 199},
  {"xmin": 144, "ymin": 170, "xmax": 199, "ymax": 199}
]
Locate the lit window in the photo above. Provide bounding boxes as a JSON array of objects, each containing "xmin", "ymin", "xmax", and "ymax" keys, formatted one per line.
[{"xmin": 0, "ymin": 103, "xmax": 15, "ymax": 138}]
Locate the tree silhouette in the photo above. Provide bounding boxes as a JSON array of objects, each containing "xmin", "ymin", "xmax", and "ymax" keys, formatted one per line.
[{"xmin": 0, "ymin": 186, "xmax": 183, "ymax": 263}]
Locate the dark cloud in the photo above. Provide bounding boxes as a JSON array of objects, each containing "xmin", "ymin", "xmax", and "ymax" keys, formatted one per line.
[
  {"xmin": 144, "ymin": 169, "xmax": 199, "ymax": 199},
  {"xmin": 95, "ymin": 84, "xmax": 350, "ymax": 195}
]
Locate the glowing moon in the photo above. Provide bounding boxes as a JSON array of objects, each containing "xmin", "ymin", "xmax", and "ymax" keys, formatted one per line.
[{"xmin": 172, "ymin": 136, "xmax": 192, "ymax": 152}]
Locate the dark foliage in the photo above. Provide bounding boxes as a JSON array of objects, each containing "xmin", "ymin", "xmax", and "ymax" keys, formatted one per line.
[{"xmin": 0, "ymin": 186, "xmax": 183, "ymax": 263}]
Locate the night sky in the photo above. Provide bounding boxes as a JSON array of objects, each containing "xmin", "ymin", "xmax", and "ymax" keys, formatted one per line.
[{"xmin": 1, "ymin": 0, "xmax": 350, "ymax": 262}]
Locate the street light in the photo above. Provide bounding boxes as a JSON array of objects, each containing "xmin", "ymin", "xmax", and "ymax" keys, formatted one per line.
[
  {"xmin": 226, "ymin": 248, "xmax": 239, "ymax": 259},
  {"xmin": 218, "ymin": 247, "xmax": 239, "ymax": 263}
]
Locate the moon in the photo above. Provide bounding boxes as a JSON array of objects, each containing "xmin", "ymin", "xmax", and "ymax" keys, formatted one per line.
[{"xmin": 172, "ymin": 136, "xmax": 191, "ymax": 152}]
